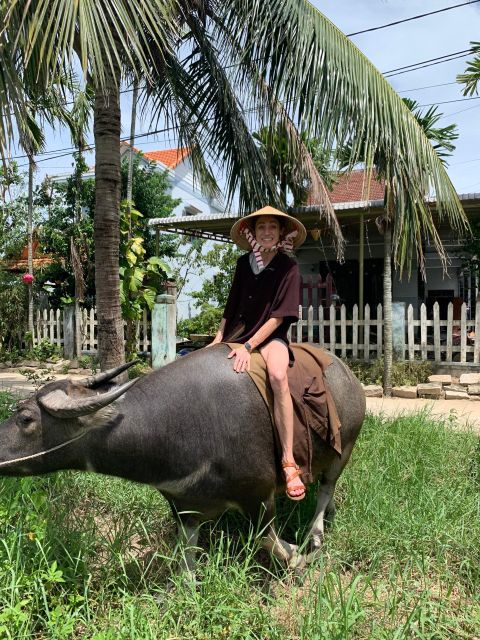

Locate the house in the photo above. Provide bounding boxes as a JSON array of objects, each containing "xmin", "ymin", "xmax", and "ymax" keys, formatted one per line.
[
  {"xmin": 149, "ymin": 170, "xmax": 480, "ymax": 318},
  {"xmin": 119, "ymin": 143, "xmax": 224, "ymax": 218},
  {"xmin": 52, "ymin": 144, "xmax": 226, "ymax": 318}
]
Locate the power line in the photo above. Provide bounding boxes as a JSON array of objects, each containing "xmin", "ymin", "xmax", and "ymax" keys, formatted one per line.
[
  {"xmin": 418, "ymin": 96, "xmax": 480, "ymax": 107},
  {"xmin": 15, "ymin": 126, "xmax": 175, "ymax": 168},
  {"xmin": 383, "ymin": 49, "xmax": 472, "ymax": 76},
  {"xmin": 398, "ymin": 81, "xmax": 458, "ymax": 93},
  {"xmin": 347, "ymin": 1, "xmax": 480, "ymax": 37}
]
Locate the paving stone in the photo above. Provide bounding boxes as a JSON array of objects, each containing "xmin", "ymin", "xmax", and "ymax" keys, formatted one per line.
[
  {"xmin": 392, "ymin": 386, "xmax": 417, "ymax": 399},
  {"xmin": 459, "ymin": 373, "xmax": 480, "ymax": 386},
  {"xmin": 363, "ymin": 384, "xmax": 383, "ymax": 398},
  {"xmin": 444, "ymin": 384, "xmax": 466, "ymax": 393},
  {"xmin": 18, "ymin": 360, "xmax": 42, "ymax": 368},
  {"xmin": 52, "ymin": 361, "xmax": 68, "ymax": 372},
  {"xmin": 468, "ymin": 384, "xmax": 480, "ymax": 395},
  {"xmin": 417, "ymin": 383, "xmax": 443, "ymax": 399},
  {"xmin": 427, "ymin": 374, "xmax": 452, "ymax": 385},
  {"xmin": 445, "ymin": 389, "xmax": 469, "ymax": 400}
]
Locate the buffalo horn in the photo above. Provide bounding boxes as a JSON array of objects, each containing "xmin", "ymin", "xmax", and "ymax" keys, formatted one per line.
[
  {"xmin": 79, "ymin": 361, "xmax": 140, "ymax": 388},
  {"xmin": 39, "ymin": 379, "xmax": 138, "ymax": 418}
]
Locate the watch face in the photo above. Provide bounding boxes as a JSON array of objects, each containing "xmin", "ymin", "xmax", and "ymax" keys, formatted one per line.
[{"xmin": 245, "ymin": 342, "xmax": 252, "ymax": 351}]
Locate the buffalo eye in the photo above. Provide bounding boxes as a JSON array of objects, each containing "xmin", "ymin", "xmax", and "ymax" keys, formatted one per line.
[{"xmin": 17, "ymin": 413, "xmax": 35, "ymax": 429}]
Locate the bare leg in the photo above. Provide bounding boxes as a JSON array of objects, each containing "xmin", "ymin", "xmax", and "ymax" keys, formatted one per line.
[{"xmin": 259, "ymin": 341, "xmax": 305, "ymax": 499}]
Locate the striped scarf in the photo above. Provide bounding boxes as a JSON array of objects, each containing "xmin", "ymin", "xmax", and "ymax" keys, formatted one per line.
[{"xmin": 240, "ymin": 223, "xmax": 298, "ymax": 269}]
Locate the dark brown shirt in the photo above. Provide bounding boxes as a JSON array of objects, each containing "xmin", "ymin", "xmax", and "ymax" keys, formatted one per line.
[{"xmin": 222, "ymin": 251, "xmax": 300, "ymax": 347}]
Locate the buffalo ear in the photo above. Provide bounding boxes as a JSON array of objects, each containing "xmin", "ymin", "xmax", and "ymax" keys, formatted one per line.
[{"xmin": 39, "ymin": 379, "xmax": 137, "ymax": 418}]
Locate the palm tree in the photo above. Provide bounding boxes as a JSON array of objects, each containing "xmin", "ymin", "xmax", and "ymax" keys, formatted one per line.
[
  {"xmin": 340, "ymin": 99, "xmax": 458, "ymax": 395},
  {"xmin": 16, "ymin": 80, "xmax": 76, "ymax": 337},
  {"xmin": 457, "ymin": 42, "xmax": 480, "ymax": 95},
  {"xmin": 1, "ymin": 0, "xmax": 469, "ymax": 371}
]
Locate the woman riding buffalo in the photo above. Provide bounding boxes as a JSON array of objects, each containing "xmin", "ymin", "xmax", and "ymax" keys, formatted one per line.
[{"xmin": 208, "ymin": 206, "xmax": 307, "ymax": 500}]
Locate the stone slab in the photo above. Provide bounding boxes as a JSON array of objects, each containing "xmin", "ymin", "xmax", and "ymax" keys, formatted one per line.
[
  {"xmin": 363, "ymin": 384, "xmax": 383, "ymax": 398},
  {"xmin": 445, "ymin": 384, "xmax": 466, "ymax": 393},
  {"xmin": 468, "ymin": 384, "xmax": 480, "ymax": 395},
  {"xmin": 417, "ymin": 383, "xmax": 443, "ymax": 399},
  {"xmin": 459, "ymin": 373, "xmax": 480, "ymax": 386},
  {"xmin": 392, "ymin": 386, "xmax": 417, "ymax": 399},
  {"xmin": 427, "ymin": 374, "xmax": 452, "ymax": 385},
  {"xmin": 445, "ymin": 389, "xmax": 469, "ymax": 400}
]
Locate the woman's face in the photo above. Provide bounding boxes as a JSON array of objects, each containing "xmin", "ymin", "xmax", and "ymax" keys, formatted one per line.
[{"xmin": 254, "ymin": 216, "xmax": 281, "ymax": 249}]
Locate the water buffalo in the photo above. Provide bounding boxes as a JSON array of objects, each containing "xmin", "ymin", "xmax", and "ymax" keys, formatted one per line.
[{"xmin": 0, "ymin": 344, "xmax": 365, "ymax": 570}]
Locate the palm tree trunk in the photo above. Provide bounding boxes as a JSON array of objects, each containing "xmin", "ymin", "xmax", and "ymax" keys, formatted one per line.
[
  {"xmin": 124, "ymin": 78, "xmax": 139, "ymax": 359},
  {"xmin": 383, "ymin": 221, "xmax": 393, "ymax": 397},
  {"xmin": 94, "ymin": 69, "xmax": 125, "ymax": 371},
  {"xmin": 126, "ymin": 78, "xmax": 138, "ymax": 236},
  {"xmin": 27, "ymin": 154, "xmax": 34, "ymax": 339}
]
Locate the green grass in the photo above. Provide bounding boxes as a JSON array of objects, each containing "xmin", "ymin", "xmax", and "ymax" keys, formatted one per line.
[{"xmin": 0, "ymin": 393, "xmax": 478, "ymax": 638}]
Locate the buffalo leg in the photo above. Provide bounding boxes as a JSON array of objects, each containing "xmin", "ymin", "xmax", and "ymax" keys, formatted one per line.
[
  {"xmin": 249, "ymin": 496, "xmax": 306, "ymax": 570},
  {"xmin": 305, "ymin": 479, "xmax": 336, "ymax": 561},
  {"xmin": 167, "ymin": 499, "xmax": 200, "ymax": 575}
]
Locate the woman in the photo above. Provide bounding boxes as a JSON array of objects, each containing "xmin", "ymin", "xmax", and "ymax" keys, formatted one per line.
[{"xmin": 208, "ymin": 205, "xmax": 307, "ymax": 500}]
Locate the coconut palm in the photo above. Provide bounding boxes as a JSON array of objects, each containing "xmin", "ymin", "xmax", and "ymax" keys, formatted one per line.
[
  {"xmin": 340, "ymin": 98, "xmax": 459, "ymax": 395},
  {"xmin": 1, "ymin": 0, "xmax": 469, "ymax": 370},
  {"xmin": 457, "ymin": 42, "xmax": 480, "ymax": 95}
]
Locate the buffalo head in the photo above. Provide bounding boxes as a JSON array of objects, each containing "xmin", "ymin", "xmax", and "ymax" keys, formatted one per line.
[{"xmin": 0, "ymin": 362, "xmax": 138, "ymax": 475}]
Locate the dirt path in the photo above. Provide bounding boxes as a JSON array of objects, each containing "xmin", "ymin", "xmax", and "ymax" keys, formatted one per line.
[
  {"xmin": 366, "ymin": 396, "xmax": 480, "ymax": 434},
  {"xmin": 0, "ymin": 371, "xmax": 88, "ymax": 397}
]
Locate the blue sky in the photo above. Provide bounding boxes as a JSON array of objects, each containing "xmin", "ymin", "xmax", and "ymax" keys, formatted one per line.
[
  {"xmin": 20, "ymin": 1, "xmax": 480, "ymax": 196},
  {"xmin": 317, "ymin": 0, "xmax": 480, "ymax": 193}
]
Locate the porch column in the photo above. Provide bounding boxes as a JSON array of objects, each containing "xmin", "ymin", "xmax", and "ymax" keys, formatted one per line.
[
  {"xmin": 359, "ymin": 212, "xmax": 365, "ymax": 340},
  {"xmin": 152, "ymin": 282, "xmax": 177, "ymax": 369}
]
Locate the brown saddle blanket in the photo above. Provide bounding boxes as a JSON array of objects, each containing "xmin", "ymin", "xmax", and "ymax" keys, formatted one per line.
[{"xmin": 225, "ymin": 343, "xmax": 342, "ymax": 484}]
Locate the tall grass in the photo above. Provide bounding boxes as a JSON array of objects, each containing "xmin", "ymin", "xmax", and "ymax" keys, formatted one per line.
[{"xmin": 0, "ymin": 389, "xmax": 478, "ymax": 638}]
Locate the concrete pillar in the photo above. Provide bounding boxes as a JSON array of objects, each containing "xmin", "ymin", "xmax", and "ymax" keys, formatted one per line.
[
  {"xmin": 63, "ymin": 305, "xmax": 75, "ymax": 360},
  {"xmin": 152, "ymin": 284, "xmax": 177, "ymax": 369},
  {"xmin": 392, "ymin": 301, "xmax": 406, "ymax": 360}
]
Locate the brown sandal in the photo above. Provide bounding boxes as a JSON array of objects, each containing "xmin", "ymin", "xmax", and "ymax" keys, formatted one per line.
[{"xmin": 282, "ymin": 461, "xmax": 306, "ymax": 501}]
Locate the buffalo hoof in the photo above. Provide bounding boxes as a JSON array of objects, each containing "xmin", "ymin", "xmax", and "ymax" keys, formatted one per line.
[{"xmin": 287, "ymin": 545, "xmax": 306, "ymax": 572}]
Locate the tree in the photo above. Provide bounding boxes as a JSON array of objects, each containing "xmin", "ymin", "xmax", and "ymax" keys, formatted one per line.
[
  {"xmin": 457, "ymin": 42, "xmax": 480, "ymax": 95},
  {"xmin": 340, "ymin": 98, "xmax": 458, "ymax": 395},
  {"xmin": 253, "ymin": 124, "xmax": 336, "ymax": 206},
  {"xmin": 176, "ymin": 242, "xmax": 242, "ymax": 338},
  {"xmin": 1, "ymin": 0, "xmax": 469, "ymax": 371}
]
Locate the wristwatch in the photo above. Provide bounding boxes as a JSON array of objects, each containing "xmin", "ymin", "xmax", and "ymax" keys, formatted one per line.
[{"xmin": 244, "ymin": 342, "xmax": 253, "ymax": 352}]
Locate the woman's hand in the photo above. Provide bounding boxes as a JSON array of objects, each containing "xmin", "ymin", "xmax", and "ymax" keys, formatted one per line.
[
  {"xmin": 205, "ymin": 336, "xmax": 222, "ymax": 348},
  {"xmin": 227, "ymin": 346, "xmax": 251, "ymax": 372}
]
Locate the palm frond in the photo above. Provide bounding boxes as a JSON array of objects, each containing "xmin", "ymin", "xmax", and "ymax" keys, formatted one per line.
[
  {"xmin": 457, "ymin": 42, "xmax": 480, "ymax": 96},
  {"xmin": 220, "ymin": 0, "xmax": 469, "ymax": 271}
]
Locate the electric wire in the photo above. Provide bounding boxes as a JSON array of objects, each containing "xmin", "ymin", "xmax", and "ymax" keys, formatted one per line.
[{"xmin": 346, "ymin": 1, "xmax": 480, "ymax": 37}]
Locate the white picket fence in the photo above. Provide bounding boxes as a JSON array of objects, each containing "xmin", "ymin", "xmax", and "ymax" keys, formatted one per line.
[
  {"xmin": 34, "ymin": 301, "xmax": 480, "ymax": 364},
  {"xmin": 290, "ymin": 300, "xmax": 480, "ymax": 364},
  {"xmin": 33, "ymin": 307, "xmax": 151, "ymax": 354}
]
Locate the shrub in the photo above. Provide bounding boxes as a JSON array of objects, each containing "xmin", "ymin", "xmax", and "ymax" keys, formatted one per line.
[
  {"xmin": 347, "ymin": 358, "xmax": 433, "ymax": 387},
  {"xmin": 29, "ymin": 338, "xmax": 60, "ymax": 363}
]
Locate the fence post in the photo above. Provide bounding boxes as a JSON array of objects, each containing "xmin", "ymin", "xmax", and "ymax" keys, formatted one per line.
[
  {"xmin": 392, "ymin": 302, "xmax": 406, "ymax": 359},
  {"xmin": 152, "ymin": 283, "xmax": 177, "ymax": 369},
  {"xmin": 63, "ymin": 305, "xmax": 75, "ymax": 360}
]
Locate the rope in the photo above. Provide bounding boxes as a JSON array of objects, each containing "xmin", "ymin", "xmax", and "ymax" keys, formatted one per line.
[{"xmin": 0, "ymin": 430, "xmax": 89, "ymax": 468}]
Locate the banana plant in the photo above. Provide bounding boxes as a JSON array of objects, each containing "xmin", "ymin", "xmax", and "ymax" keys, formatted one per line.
[{"xmin": 119, "ymin": 200, "xmax": 170, "ymax": 358}]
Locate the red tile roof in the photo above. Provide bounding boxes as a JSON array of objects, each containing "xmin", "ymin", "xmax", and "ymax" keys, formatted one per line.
[
  {"xmin": 143, "ymin": 147, "xmax": 191, "ymax": 169},
  {"xmin": 308, "ymin": 170, "xmax": 385, "ymax": 205}
]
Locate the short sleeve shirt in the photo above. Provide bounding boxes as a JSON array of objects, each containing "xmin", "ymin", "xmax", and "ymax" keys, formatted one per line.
[{"xmin": 222, "ymin": 251, "xmax": 301, "ymax": 347}]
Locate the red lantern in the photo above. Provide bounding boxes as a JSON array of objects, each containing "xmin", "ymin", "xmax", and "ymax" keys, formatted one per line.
[{"xmin": 22, "ymin": 273, "xmax": 34, "ymax": 284}]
